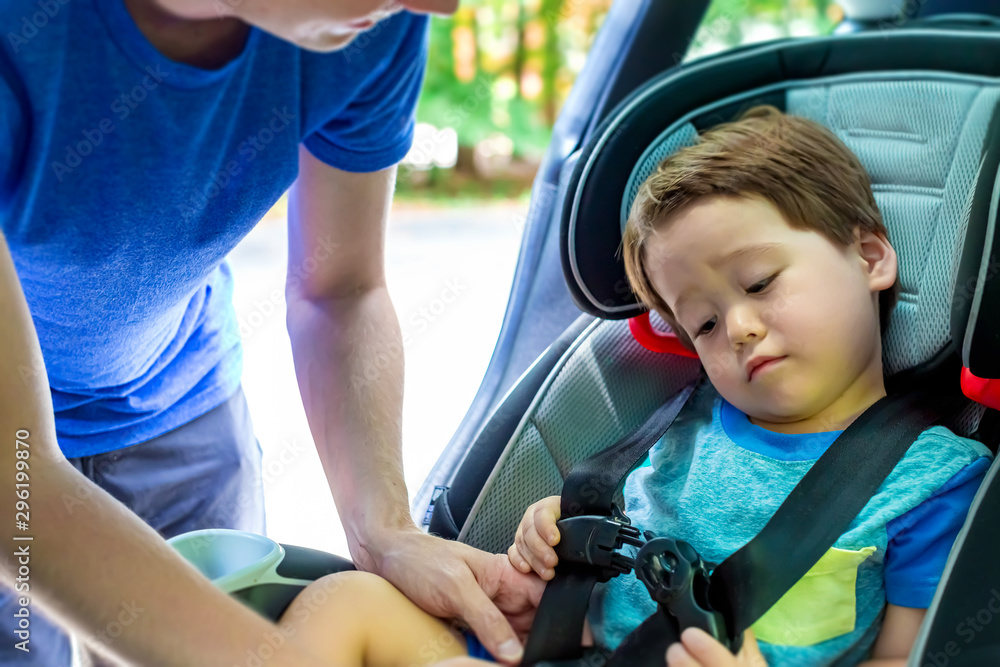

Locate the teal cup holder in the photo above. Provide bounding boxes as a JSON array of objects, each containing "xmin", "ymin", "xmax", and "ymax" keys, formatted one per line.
[{"xmin": 168, "ymin": 528, "xmax": 355, "ymax": 621}]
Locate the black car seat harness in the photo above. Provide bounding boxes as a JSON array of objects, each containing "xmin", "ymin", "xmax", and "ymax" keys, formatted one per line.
[{"xmin": 522, "ymin": 372, "xmax": 968, "ymax": 667}]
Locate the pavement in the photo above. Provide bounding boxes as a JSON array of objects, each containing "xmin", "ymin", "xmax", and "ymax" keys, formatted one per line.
[{"xmin": 226, "ymin": 196, "xmax": 526, "ymax": 557}]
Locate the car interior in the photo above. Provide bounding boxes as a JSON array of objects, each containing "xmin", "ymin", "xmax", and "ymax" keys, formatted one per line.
[{"xmin": 168, "ymin": 1, "xmax": 1000, "ymax": 665}]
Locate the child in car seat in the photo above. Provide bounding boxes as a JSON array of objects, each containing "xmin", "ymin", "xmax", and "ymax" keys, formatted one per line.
[{"xmin": 506, "ymin": 105, "xmax": 994, "ymax": 667}]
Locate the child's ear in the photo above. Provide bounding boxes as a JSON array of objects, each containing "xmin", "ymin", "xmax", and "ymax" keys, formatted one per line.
[{"xmin": 855, "ymin": 228, "xmax": 897, "ymax": 293}]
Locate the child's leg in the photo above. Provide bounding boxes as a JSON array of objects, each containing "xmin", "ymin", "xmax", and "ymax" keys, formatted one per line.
[{"xmin": 278, "ymin": 570, "xmax": 474, "ymax": 667}]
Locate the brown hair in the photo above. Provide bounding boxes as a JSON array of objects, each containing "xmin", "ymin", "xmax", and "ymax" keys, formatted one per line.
[{"xmin": 621, "ymin": 104, "xmax": 899, "ymax": 351}]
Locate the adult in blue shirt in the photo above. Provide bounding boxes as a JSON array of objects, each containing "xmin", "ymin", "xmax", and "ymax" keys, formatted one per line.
[{"xmin": 0, "ymin": 0, "xmax": 531, "ymax": 665}]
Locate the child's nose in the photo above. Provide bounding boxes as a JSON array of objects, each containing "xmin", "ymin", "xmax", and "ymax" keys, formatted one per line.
[{"xmin": 726, "ymin": 304, "xmax": 766, "ymax": 347}]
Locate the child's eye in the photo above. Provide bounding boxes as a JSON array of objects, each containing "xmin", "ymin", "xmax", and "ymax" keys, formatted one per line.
[
  {"xmin": 694, "ymin": 273, "xmax": 778, "ymax": 338},
  {"xmin": 747, "ymin": 274, "xmax": 777, "ymax": 294}
]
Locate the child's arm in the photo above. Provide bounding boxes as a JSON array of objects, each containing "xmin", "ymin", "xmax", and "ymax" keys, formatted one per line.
[
  {"xmin": 279, "ymin": 570, "xmax": 477, "ymax": 666},
  {"xmin": 857, "ymin": 604, "xmax": 926, "ymax": 666},
  {"xmin": 508, "ymin": 495, "xmax": 562, "ymax": 579},
  {"xmin": 281, "ymin": 553, "xmax": 546, "ymax": 666}
]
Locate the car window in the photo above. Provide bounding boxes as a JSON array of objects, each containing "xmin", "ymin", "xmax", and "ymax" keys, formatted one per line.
[{"xmin": 687, "ymin": 0, "xmax": 840, "ymax": 62}]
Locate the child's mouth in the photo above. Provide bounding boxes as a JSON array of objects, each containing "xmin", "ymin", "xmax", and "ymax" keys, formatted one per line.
[{"xmin": 749, "ymin": 356, "xmax": 786, "ymax": 381}]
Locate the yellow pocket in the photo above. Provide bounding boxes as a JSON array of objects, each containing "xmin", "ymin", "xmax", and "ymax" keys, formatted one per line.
[{"xmin": 751, "ymin": 546, "xmax": 877, "ymax": 646}]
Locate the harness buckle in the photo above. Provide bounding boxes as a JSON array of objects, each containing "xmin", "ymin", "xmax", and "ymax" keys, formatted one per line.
[
  {"xmin": 554, "ymin": 504, "xmax": 644, "ymax": 580},
  {"xmin": 635, "ymin": 536, "xmax": 736, "ymax": 652}
]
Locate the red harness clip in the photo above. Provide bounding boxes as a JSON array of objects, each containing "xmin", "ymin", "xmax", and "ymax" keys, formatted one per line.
[{"xmin": 629, "ymin": 312, "xmax": 699, "ymax": 358}]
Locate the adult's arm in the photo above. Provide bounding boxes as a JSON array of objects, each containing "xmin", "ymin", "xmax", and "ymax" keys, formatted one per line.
[
  {"xmin": 285, "ymin": 146, "xmax": 526, "ymax": 664},
  {"xmin": 0, "ymin": 230, "xmax": 333, "ymax": 667}
]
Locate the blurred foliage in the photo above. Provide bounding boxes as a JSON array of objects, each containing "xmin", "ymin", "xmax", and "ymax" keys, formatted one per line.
[
  {"xmin": 690, "ymin": 0, "xmax": 841, "ymax": 59},
  {"xmin": 416, "ymin": 0, "xmax": 614, "ymax": 160},
  {"xmin": 402, "ymin": 0, "xmax": 842, "ymax": 200}
]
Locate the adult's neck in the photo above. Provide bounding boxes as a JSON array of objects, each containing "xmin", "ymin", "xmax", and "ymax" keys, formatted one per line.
[{"xmin": 122, "ymin": 0, "xmax": 251, "ymax": 69}]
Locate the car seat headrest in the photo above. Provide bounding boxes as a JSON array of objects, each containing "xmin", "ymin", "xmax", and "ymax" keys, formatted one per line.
[{"xmin": 560, "ymin": 27, "xmax": 1000, "ymax": 384}]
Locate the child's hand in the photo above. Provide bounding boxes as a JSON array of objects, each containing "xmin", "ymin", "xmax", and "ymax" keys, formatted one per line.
[
  {"xmin": 507, "ymin": 495, "xmax": 562, "ymax": 580},
  {"xmin": 666, "ymin": 628, "xmax": 767, "ymax": 667}
]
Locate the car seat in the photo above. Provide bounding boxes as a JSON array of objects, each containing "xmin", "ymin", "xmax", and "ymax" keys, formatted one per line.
[
  {"xmin": 424, "ymin": 16, "xmax": 1000, "ymax": 665},
  {"xmin": 171, "ymin": 14, "xmax": 1000, "ymax": 664}
]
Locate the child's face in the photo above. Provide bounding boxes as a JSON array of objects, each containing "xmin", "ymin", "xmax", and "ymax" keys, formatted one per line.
[{"xmin": 644, "ymin": 195, "xmax": 897, "ymax": 434}]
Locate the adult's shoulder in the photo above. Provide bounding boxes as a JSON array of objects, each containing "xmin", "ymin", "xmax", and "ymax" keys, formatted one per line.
[{"xmin": 298, "ymin": 11, "xmax": 430, "ymax": 173}]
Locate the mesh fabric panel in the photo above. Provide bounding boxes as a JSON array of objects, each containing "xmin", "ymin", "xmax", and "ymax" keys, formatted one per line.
[
  {"xmin": 461, "ymin": 318, "xmax": 701, "ymax": 553},
  {"xmin": 787, "ymin": 80, "xmax": 1000, "ymax": 376},
  {"xmin": 461, "ymin": 423, "xmax": 564, "ymax": 554}
]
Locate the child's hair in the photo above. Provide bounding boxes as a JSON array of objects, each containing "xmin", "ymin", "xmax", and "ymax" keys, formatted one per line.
[{"xmin": 621, "ymin": 104, "xmax": 899, "ymax": 352}]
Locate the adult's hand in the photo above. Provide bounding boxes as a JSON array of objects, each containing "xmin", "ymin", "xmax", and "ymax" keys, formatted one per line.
[{"xmin": 368, "ymin": 526, "xmax": 545, "ymax": 664}]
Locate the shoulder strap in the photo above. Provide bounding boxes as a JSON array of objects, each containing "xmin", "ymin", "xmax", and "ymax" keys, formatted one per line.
[
  {"xmin": 522, "ymin": 375, "xmax": 706, "ymax": 666},
  {"xmin": 560, "ymin": 375, "xmax": 708, "ymax": 517}
]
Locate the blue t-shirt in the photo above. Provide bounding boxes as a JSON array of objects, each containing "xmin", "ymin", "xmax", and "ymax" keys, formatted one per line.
[
  {"xmin": 589, "ymin": 381, "xmax": 992, "ymax": 666},
  {"xmin": 0, "ymin": 0, "xmax": 429, "ymax": 456}
]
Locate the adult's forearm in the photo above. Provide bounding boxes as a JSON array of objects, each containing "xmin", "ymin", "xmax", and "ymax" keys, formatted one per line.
[
  {"xmin": 0, "ymin": 234, "xmax": 330, "ymax": 667},
  {"xmin": 286, "ymin": 287, "xmax": 413, "ymax": 571}
]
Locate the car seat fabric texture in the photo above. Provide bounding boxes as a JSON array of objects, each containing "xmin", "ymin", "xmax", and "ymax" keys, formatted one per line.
[{"xmin": 586, "ymin": 379, "xmax": 992, "ymax": 665}]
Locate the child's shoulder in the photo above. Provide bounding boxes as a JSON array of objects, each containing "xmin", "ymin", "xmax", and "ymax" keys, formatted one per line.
[
  {"xmin": 850, "ymin": 426, "xmax": 993, "ymax": 524},
  {"xmin": 912, "ymin": 425, "xmax": 993, "ymax": 460},
  {"xmin": 890, "ymin": 425, "xmax": 993, "ymax": 490}
]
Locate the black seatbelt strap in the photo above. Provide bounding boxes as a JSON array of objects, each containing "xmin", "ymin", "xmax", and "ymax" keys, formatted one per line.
[
  {"xmin": 522, "ymin": 374, "xmax": 708, "ymax": 666},
  {"xmin": 559, "ymin": 375, "xmax": 709, "ymax": 517}
]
